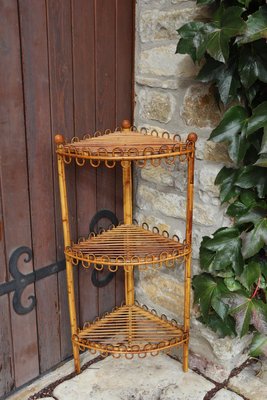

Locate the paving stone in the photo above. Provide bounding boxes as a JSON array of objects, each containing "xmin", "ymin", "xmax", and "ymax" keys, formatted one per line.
[
  {"xmin": 228, "ymin": 362, "xmax": 267, "ymax": 400},
  {"xmin": 211, "ymin": 389, "xmax": 243, "ymax": 400},
  {"xmin": 35, "ymin": 398, "xmax": 55, "ymax": 400},
  {"xmin": 53, "ymin": 354, "xmax": 214, "ymax": 400},
  {"xmin": 7, "ymin": 353, "xmax": 95, "ymax": 400}
]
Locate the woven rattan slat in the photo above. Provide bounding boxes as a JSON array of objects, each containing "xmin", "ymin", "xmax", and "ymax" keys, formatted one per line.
[
  {"xmin": 65, "ymin": 224, "xmax": 190, "ymax": 269},
  {"xmin": 73, "ymin": 304, "xmax": 187, "ymax": 357}
]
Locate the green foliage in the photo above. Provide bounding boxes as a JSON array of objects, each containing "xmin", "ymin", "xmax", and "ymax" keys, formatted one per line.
[
  {"xmin": 250, "ymin": 333, "xmax": 267, "ymax": 356},
  {"xmin": 176, "ymin": 0, "xmax": 267, "ymax": 355},
  {"xmin": 237, "ymin": 6, "xmax": 267, "ymax": 43}
]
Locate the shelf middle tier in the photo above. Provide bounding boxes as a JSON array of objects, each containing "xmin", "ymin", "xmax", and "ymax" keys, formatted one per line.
[{"xmin": 65, "ymin": 224, "xmax": 190, "ymax": 270}]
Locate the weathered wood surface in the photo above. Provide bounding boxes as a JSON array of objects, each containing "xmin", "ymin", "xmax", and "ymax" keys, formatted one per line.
[
  {"xmin": 0, "ymin": 0, "xmax": 39, "ymax": 390},
  {"xmin": 0, "ymin": 0, "xmax": 134, "ymax": 396},
  {"xmin": 46, "ymin": 0, "xmax": 76, "ymax": 361}
]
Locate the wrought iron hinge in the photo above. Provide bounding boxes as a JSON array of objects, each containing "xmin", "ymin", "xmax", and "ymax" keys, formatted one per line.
[
  {"xmin": 0, "ymin": 246, "xmax": 65, "ymax": 315},
  {"xmin": 0, "ymin": 209, "xmax": 118, "ymax": 314}
]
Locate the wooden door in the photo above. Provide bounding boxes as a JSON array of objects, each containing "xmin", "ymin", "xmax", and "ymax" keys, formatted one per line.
[{"xmin": 0, "ymin": 0, "xmax": 135, "ymax": 397}]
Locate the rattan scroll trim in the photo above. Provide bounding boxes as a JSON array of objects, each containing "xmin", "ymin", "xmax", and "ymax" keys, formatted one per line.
[{"xmin": 72, "ymin": 303, "xmax": 188, "ymax": 358}]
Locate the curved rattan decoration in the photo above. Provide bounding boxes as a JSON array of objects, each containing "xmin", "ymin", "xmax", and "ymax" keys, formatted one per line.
[
  {"xmin": 73, "ymin": 302, "xmax": 187, "ymax": 358},
  {"xmin": 65, "ymin": 224, "xmax": 190, "ymax": 270},
  {"xmin": 55, "ymin": 127, "xmax": 197, "ymax": 167}
]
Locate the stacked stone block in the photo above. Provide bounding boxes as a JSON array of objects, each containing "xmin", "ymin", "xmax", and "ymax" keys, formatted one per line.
[{"xmin": 134, "ymin": 0, "xmax": 250, "ymax": 381}]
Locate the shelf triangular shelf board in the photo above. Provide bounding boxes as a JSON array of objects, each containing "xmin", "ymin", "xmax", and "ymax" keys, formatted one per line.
[
  {"xmin": 56, "ymin": 128, "xmax": 196, "ymax": 162},
  {"xmin": 73, "ymin": 303, "xmax": 187, "ymax": 358},
  {"xmin": 65, "ymin": 224, "xmax": 190, "ymax": 270}
]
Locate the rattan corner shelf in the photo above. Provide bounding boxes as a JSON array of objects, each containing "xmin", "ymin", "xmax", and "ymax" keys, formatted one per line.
[{"xmin": 55, "ymin": 120, "xmax": 197, "ymax": 374}]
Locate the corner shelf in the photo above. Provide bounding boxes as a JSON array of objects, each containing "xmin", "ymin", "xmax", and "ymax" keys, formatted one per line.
[
  {"xmin": 55, "ymin": 120, "xmax": 197, "ymax": 373},
  {"xmin": 74, "ymin": 303, "xmax": 187, "ymax": 358},
  {"xmin": 65, "ymin": 223, "xmax": 190, "ymax": 271}
]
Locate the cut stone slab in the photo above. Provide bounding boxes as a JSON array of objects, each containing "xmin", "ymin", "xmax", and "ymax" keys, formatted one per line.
[
  {"xmin": 7, "ymin": 352, "xmax": 95, "ymax": 400},
  {"xmin": 35, "ymin": 398, "xmax": 55, "ymax": 400},
  {"xmin": 211, "ymin": 389, "xmax": 243, "ymax": 399},
  {"xmin": 228, "ymin": 361, "xmax": 267, "ymax": 400},
  {"xmin": 53, "ymin": 354, "xmax": 214, "ymax": 400},
  {"xmin": 189, "ymin": 319, "xmax": 252, "ymax": 383}
]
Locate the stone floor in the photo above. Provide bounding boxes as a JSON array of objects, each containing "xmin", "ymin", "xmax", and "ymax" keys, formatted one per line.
[{"xmin": 6, "ymin": 353, "xmax": 267, "ymax": 400}]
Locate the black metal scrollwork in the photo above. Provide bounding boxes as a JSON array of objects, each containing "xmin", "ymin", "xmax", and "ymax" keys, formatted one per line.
[
  {"xmin": 0, "ymin": 210, "xmax": 119, "ymax": 314},
  {"xmin": 0, "ymin": 247, "xmax": 65, "ymax": 315},
  {"xmin": 89, "ymin": 209, "xmax": 119, "ymax": 288}
]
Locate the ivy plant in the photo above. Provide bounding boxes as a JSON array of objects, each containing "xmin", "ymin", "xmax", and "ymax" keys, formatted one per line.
[{"xmin": 176, "ymin": 0, "xmax": 267, "ymax": 355}]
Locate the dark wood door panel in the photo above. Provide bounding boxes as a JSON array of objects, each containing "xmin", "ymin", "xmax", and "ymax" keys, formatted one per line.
[
  {"xmin": 0, "ymin": 0, "xmax": 134, "ymax": 396},
  {"xmin": 46, "ymin": 0, "xmax": 76, "ymax": 361},
  {"xmin": 0, "ymin": 0, "xmax": 39, "ymax": 393},
  {"xmin": 19, "ymin": 0, "xmax": 61, "ymax": 373}
]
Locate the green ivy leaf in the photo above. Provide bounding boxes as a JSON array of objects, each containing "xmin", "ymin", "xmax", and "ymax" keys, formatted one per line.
[
  {"xmin": 239, "ymin": 261, "xmax": 261, "ymax": 291},
  {"xmin": 235, "ymin": 166, "xmax": 267, "ymax": 198},
  {"xmin": 238, "ymin": 45, "xmax": 267, "ymax": 89},
  {"xmin": 228, "ymin": 294, "xmax": 254, "ymax": 336},
  {"xmin": 224, "ymin": 277, "xmax": 243, "ymax": 291},
  {"xmin": 215, "ymin": 167, "xmax": 240, "ymax": 203},
  {"xmin": 242, "ymin": 218, "xmax": 267, "ymax": 259},
  {"xmin": 247, "ymin": 102, "xmax": 267, "ymax": 136},
  {"xmin": 177, "ymin": 7, "xmax": 246, "ymax": 64},
  {"xmin": 198, "ymin": 58, "xmax": 240, "ymax": 104},
  {"xmin": 237, "ymin": 0, "xmax": 252, "ymax": 7},
  {"xmin": 251, "ymin": 300, "xmax": 267, "ymax": 334},
  {"xmin": 255, "ymin": 154, "xmax": 267, "ymax": 167},
  {"xmin": 238, "ymin": 6, "xmax": 267, "ymax": 44},
  {"xmin": 217, "ymin": 269, "xmax": 235, "ymax": 278},
  {"xmin": 200, "ymin": 227, "xmax": 243, "ymax": 275},
  {"xmin": 230, "ymin": 296, "xmax": 267, "ymax": 337},
  {"xmin": 240, "ymin": 190, "xmax": 257, "ymax": 207},
  {"xmin": 227, "ymin": 201, "xmax": 249, "ymax": 218},
  {"xmin": 199, "ymin": 313, "xmax": 236, "ymax": 337},
  {"xmin": 259, "ymin": 258, "xmax": 267, "ymax": 280},
  {"xmin": 260, "ymin": 127, "xmax": 267, "ymax": 154},
  {"xmin": 215, "ymin": 167, "xmax": 236, "ymax": 185},
  {"xmin": 210, "ymin": 106, "xmax": 249, "ymax": 164},
  {"xmin": 237, "ymin": 204, "xmax": 267, "ymax": 225},
  {"xmin": 193, "ymin": 274, "xmax": 229, "ymax": 320},
  {"xmin": 246, "ymin": 82, "xmax": 260, "ymax": 105},
  {"xmin": 176, "ymin": 22, "xmax": 206, "ymax": 62},
  {"xmin": 250, "ymin": 333, "xmax": 267, "ymax": 357},
  {"xmin": 193, "ymin": 274, "xmax": 217, "ymax": 319},
  {"xmin": 199, "ymin": 236, "xmax": 215, "ymax": 272},
  {"xmin": 204, "ymin": 6, "xmax": 246, "ymax": 63}
]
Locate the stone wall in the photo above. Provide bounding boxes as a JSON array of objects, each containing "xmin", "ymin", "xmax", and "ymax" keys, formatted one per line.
[{"xmin": 134, "ymin": 0, "xmax": 251, "ymax": 382}]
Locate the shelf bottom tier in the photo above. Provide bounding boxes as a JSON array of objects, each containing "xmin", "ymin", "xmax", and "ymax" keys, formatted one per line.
[{"xmin": 73, "ymin": 303, "xmax": 187, "ymax": 358}]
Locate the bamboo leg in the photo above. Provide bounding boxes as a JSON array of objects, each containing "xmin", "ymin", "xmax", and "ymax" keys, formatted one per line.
[
  {"xmin": 183, "ymin": 254, "xmax": 191, "ymax": 372},
  {"xmin": 183, "ymin": 133, "xmax": 197, "ymax": 372},
  {"xmin": 122, "ymin": 161, "xmax": 134, "ymax": 306},
  {"xmin": 56, "ymin": 151, "xmax": 80, "ymax": 373}
]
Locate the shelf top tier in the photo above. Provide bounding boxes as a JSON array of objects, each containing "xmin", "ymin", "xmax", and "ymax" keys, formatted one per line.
[
  {"xmin": 65, "ymin": 223, "xmax": 190, "ymax": 270},
  {"xmin": 55, "ymin": 120, "xmax": 197, "ymax": 164}
]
